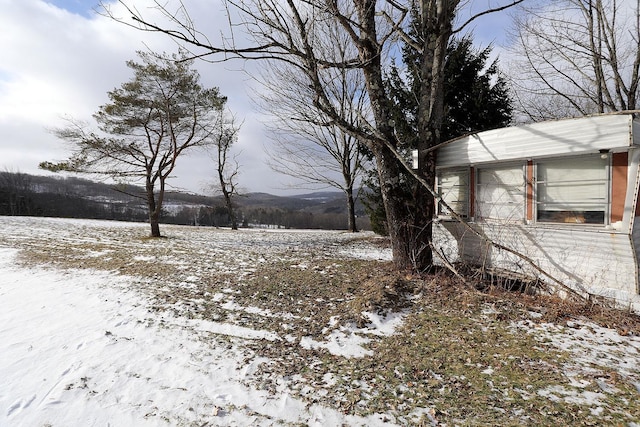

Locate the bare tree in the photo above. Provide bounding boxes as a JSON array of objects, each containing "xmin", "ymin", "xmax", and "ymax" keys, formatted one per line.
[
  {"xmin": 260, "ymin": 35, "xmax": 369, "ymax": 233},
  {"xmin": 266, "ymin": 127, "xmax": 366, "ymax": 232},
  {"xmin": 213, "ymin": 114, "xmax": 241, "ymax": 230},
  {"xmin": 508, "ymin": 0, "xmax": 640, "ymax": 121},
  {"xmin": 41, "ymin": 51, "xmax": 230, "ymax": 237},
  {"xmin": 106, "ymin": 0, "xmax": 524, "ymax": 270}
]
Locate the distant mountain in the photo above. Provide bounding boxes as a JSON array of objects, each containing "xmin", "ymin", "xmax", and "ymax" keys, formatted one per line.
[
  {"xmin": 232, "ymin": 191, "xmax": 360, "ymax": 211},
  {"xmin": 0, "ymin": 172, "xmax": 371, "ymax": 230}
]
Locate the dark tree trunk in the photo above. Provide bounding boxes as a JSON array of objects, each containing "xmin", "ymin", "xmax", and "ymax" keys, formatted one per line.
[
  {"xmin": 393, "ymin": 0, "xmax": 454, "ymax": 272},
  {"xmin": 345, "ymin": 186, "xmax": 358, "ymax": 233},
  {"xmin": 350, "ymin": 0, "xmax": 428, "ymax": 269},
  {"xmin": 217, "ymin": 147, "xmax": 238, "ymax": 230},
  {"xmin": 149, "ymin": 217, "xmax": 161, "ymax": 238},
  {"xmin": 351, "ymin": 0, "xmax": 438, "ymax": 270},
  {"xmin": 374, "ymin": 144, "xmax": 433, "ymax": 271},
  {"xmin": 146, "ymin": 180, "xmax": 162, "ymax": 237},
  {"xmin": 223, "ymin": 190, "xmax": 238, "ymax": 230}
]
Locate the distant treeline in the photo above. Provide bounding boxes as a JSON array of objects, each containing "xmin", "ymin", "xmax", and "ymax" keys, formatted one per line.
[{"xmin": 0, "ymin": 172, "xmax": 370, "ymax": 231}]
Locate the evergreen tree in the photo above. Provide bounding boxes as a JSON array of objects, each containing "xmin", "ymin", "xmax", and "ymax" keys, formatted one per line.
[{"xmin": 364, "ymin": 34, "xmax": 513, "ymax": 235}]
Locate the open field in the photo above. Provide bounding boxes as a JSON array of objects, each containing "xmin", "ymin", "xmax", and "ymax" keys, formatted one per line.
[{"xmin": 0, "ymin": 216, "xmax": 639, "ymax": 426}]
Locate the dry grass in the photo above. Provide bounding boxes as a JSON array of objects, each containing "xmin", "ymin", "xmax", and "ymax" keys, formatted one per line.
[
  {"xmin": 232, "ymin": 262, "xmax": 640, "ymax": 425},
  {"xmin": 2, "ymin": 218, "xmax": 639, "ymax": 426}
]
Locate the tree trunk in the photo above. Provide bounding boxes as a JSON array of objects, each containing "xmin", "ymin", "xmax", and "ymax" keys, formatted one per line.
[
  {"xmin": 374, "ymin": 144, "xmax": 433, "ymax": 271},
  {"xmin": 345, "ymin": 187, "xmax": 358, "ymax": 233},
  {"xmin": 227, "ymin": 198, "xmax": 238, "ymax": 230},
  {"xmin": 222, "ymin": 187, "xmax": 237, "ymax": 230},
  {"xmin": 217, "ymin": 143, "xmax": 238, "ymax": 230},
  {"xmin": 149, "ymin": 217, "xmax": 161, "ymax": 238},
  {"xmin": 349, "ymin": 0, "xmax": 433, "ymax": 270},
  {"xmin": 146, "ymin": 180, "xmax": 161, "ymax": 237}
]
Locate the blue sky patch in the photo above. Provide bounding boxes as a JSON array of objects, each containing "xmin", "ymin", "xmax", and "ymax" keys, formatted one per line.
[{"xmin": 46, "ymin": 0, "xmax": 98, "ymax": 18}]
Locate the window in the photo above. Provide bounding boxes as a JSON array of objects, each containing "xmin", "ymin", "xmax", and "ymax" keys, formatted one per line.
[
  {"xmin": 536, "ymin": 156, "xmax": 608, "ymax": 224},
  {"xmin": 437, "ymin": 168, "xmax": 469, "ymax": 217},
  {"xmin": 476, "ymin": 165, "xmax": 525, "ymax": 221}
]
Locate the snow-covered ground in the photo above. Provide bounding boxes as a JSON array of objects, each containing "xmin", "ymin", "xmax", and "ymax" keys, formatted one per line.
[
  {"xmin": 0, "ymin": 216, "xmax": 638, "ymax": 426},
  {"xmin": 0, "ymin": 217, "xmax": 399, "ymax": 426},
  {"xmin": 0, "ymin": 247, "xmax": 400, "ymax": 426}
]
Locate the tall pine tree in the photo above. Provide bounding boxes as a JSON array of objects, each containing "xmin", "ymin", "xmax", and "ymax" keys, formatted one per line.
[{"xmin": 365, "ymin": 34, "xmax": 513, "ymax": 235}]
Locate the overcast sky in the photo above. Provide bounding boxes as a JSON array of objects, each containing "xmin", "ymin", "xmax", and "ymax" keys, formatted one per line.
[{"xmin": 0, "ymin": 0, "xmax": 515, "ymax": 196}]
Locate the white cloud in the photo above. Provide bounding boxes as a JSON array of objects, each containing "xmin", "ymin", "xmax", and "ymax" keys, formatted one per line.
[
  {"xmin": 0, "ymin": 0, "xmax": 516, "ymax": 196},
  {"xmin": 0, "ymin": 0, "xmax": 285, "ymax": 194}
]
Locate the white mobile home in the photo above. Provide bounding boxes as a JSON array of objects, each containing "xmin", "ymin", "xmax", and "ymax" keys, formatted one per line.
[{"xmin": 433, "ymin": 113, "xmax": 640, "ymax": 310}]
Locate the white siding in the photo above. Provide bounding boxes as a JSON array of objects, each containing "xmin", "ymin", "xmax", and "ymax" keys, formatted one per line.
[
  {"xmin": 625, "ymin": 148, "xmax": 640, "ymax": 230},
  {"xmin": 434, "ymin": 221, "xmax": 640, "ymax": 308},
  {"xmin": 633, "ymin": 119, "xmax": 640, "ymax": 146},
  {"xmin": 438, "ymin": 114, "xmax": 634, "ymax": 168},
  {"xmin": 634, "ymin": 218, "xmax": 640, "ymax": 296}
]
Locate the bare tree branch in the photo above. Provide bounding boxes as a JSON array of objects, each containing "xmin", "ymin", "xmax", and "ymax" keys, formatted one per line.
[
  {"xmin": 453, "ymin": 0, "xmax": 526, "ymax": 34},
  {"xmin": 105, "ymin": 0, "xmax": 530, "ymax": 273},
  {"xmin": 508, "ymin": 0, "xmax": 640, "ymax": 120}
]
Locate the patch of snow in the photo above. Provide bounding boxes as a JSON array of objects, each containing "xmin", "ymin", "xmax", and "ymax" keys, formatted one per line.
[
  {"xmin": 514, "ymin": 320, "xmax": 640, "ymax": 379},
  {"xmin": 301, "ymin": 312, "xmax": 405, "ymax": 358},
  {"xmin": 340, "ymin": 247, "xmax": 392, "ymax": 261},
  {"xmin": 2, "ymin": 216, "xmax": 639, "ymax": 425},
  {"xmin": 513, "ymin": 318, "xmax": 640, "ymax": 412},
  {"xmin": 187, "ymin": 318, "xmax": 280, "ymax": 341},
  {"xmin": 408, "ymin": 407, "xmax": 438, "ymax": 426},
  {"xmin": 360, "ymin": 311, "xmax": 406, "ymax": 336},
  {"xmin": 84, "ymin": 249, "xmax": 114, "ymax": 258},
  {"xmin": 322, "ymin": 372, "xmax": 337, "ymax": 387},
  {"xmin": 301, "ymin": 330, "xmax": 373, "ymax": 358},
  {"xmin": 133, "ymin": 255, "xmax": 155, "ymax": 261},
  {"xmin": 0, "ymin": 246, "xmax": 397, "ymax": 426},
  {"xmin": 537, "ymin": 385, "xmax": 607, "ymax": 407},
  {"xmin": 220, "ymin": 300, "xmax": 299, "ymax": 321}
]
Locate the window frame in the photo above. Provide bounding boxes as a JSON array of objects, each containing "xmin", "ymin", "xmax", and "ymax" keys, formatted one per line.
[
  {"xmin": 474, "ymin": 162, "xmax": 526, "ymax": 223},
  {"xmin": 533, "ymin": 154, "xmax": 611, "ymax": 226},
  {"xmin": 436, "ymin": 167, "xmax": 470, "ymax": 218}
]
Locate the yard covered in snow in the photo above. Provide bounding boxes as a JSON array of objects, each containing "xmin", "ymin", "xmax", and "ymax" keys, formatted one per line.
[{"xmin": 0, "ymin": 216, "xmax": 639, "ymax": 426}]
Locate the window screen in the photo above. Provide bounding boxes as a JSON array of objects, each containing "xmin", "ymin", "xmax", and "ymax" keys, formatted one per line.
[
  {"xmin": 476, "ymin": 165, "xmax": 525, "ymax": 221},
  {"xmin": 437, "ymin": 169, "xmax": 469, "ymax": 217},
  {"xmin": 536, "ymin": 156, "xmax": 608, "ymax": 224}
]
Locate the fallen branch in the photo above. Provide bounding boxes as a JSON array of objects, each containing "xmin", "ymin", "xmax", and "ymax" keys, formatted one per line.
[{"xmin": 428, "ymin": 239, "xmax": 467, "ymax": 284}]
